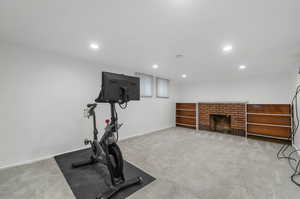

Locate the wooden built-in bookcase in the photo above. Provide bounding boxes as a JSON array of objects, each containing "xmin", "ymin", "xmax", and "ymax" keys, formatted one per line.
[
  {"xmin": 246, "ymin": 104, "xmax": 291, "ymax": 140},
  {"xmin": 175, "ymin": 103, "xmax": 292, "ymax": 141},
  {"xmin": 176, "ymin": 103, "xmax": 197, "ymax": 129}
]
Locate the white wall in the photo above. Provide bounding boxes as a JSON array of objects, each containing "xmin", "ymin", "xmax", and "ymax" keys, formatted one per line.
[
  {"xmin": 0, "ymin": 42, "xmax": 175, "ymax": 168},
  {"xmin": 175, "ymin": 74, "xmax": 294, "ymax": 104},
  {"xmin": 292, "ymin": 72, "xmax": 300, "ymax": 150}
]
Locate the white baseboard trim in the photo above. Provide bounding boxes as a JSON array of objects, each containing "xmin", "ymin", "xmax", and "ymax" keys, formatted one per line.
[
  {"xmin": 0, "ymin": 146, "xmax": 89, "ymax": 170},
  {"xmin": 0, "ymin": 126, "xmax": 174, "ymax": 170},
  {"xmin": 120, "ymin": 126, "xmax": 174, "ymax": 141}
]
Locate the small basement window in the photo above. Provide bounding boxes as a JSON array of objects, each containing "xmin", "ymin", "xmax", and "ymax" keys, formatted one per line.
[
  {"xmin": 135, "ymin": 72, "xmax": 154, "ymax": 97},
  {"xmin": 156, "ymin": 77, "xmax": 169, "ymax": 98}
]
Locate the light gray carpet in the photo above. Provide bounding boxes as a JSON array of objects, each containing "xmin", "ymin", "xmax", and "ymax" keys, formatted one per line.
[
  {"xmin": 1, "ymin": 128, "xmax": 299, "ymax": 199},
  {"xmin": 0, "ymin": 158, "xmax": 74, "ymax": 199}
]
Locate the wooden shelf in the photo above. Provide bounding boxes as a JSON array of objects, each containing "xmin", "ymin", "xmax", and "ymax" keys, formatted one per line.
[
  {"xmin": 176, "ymin": 109, "xmax": 196, "ymax": 111},
  {"xmin": 176, "ymin": 103, "xmax": 196, "ymax": 129},
  {"xmin": 176, "ymin": 115, "xmax": 195, "ymax": 119},
  {"xmin": 176, "ymin": 123, "xmax": 196, "ymax": 129},
  {"xmin": 247, "ymin": 133, "xmax": 290, "ymax": 141},
  {"xmin": 246, "ymin": 104, "xmax": 291, "ymax": 139},
  {"xmin": 247, "ymin": 104, "xmax": 290, "ymax": 114},
  {"xmin": 247, "ymin": 113, "xmax": 291, "ymax": 116}
]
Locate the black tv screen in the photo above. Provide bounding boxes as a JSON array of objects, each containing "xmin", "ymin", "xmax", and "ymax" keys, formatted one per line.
[{"xmin": 95, "ymin": 72, "xmax": 140, "ymax": 102}]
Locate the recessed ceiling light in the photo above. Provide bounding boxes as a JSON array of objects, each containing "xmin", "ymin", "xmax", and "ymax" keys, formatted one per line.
[
  {"xmin": 222, "ymin": 45, "xmax": 233, "ymax": 52},
  {"xmin": 239, "ymin": 65, "xmax": 247, "ymax": 70},
  {"xmin": 176, "ymin": 54, "xmax": 184, "ymax": 58},
  {"xmin": 89, "ymin": 42, "xmax": 100, "ymax": 50},
  {"xmin": 152, "ymin": 64, "xmax": 159, "ymax": 69},
  {"xmin": 181, "ymin": 74, "xmax": 187, "ymax": 78}
]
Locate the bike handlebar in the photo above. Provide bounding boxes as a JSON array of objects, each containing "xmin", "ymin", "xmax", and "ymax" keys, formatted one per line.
[{"xmin": 87, "ymin": 103, "xmax": 97, "ymax": 108}]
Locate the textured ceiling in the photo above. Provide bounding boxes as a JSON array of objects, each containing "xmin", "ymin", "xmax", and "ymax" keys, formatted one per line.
[{"xmin": 0, "ymin": 0, "xmax": 299, "ymax": 82}]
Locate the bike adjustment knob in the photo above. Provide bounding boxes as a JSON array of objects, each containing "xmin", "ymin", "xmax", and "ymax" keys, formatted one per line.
[{"xmin": 84, "ymin": 139, "xmax": 90, "ymax": 145}]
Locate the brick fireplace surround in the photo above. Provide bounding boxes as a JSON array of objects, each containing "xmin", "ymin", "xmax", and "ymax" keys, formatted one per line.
[{"xmin": 198, "ymin": 103, "xmax": 246, "ymax": 136}]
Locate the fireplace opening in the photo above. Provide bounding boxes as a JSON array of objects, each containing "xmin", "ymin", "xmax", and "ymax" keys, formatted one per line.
[{"xmin": 209, "ymin": 114, "xmax": 232, "ymax": 133}]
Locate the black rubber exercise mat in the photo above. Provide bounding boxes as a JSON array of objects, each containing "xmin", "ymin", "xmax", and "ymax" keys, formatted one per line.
[{"xmin": 55, "ymin": 148, "xmax": 155, "ymax": 199}]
